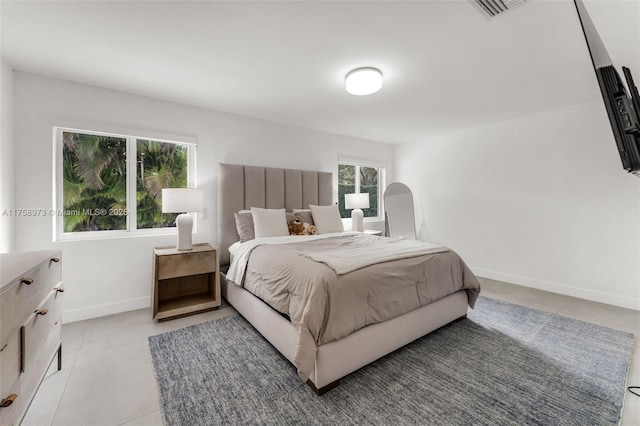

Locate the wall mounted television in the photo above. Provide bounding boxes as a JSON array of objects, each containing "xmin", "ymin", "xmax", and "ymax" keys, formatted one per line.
[{"xmin": 574, "ymin": 0, "xmax": 640, "ymax": 177}]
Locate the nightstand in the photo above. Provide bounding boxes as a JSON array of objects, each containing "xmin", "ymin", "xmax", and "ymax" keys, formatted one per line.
[
  {"xmin": 152, "ymin": 243, "xmax": 221, "ymax": 321},
  {"xmin": 364, "ymin": 229, "xmax": 382, "ymax": 236}
]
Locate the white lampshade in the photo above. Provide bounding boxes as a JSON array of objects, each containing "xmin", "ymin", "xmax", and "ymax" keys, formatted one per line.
[
  {"xmin": 162, "ymin": 188, "xmax": 204, "ymax": 251},
  {"xmin": 345, "ymin": 68, "xmax": 383, "ymax": 96},
  {"xmin": 162, "ymin": 188, "xmax": 204, "ymax": 213},
  {"xmin": 345, "ymin": 193, "xmax": 370, "ymax": 210},
  {"xmin": 345, "ymin": 193, "xmax": 369, "ymax": 233}
]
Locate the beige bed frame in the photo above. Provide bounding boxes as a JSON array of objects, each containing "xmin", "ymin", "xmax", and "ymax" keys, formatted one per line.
[{"xmin": 217, "ymin": 163, "xmax": 468, "ymax": 394}]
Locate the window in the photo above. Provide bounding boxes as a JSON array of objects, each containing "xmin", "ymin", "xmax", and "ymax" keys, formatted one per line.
[
  {"xmin": 338, "ymin": 161, "xmax": 385, "ymax": 220},
  {"xmin": 55, "ymin": 128, "xmax": 195, "ymax": 239}
]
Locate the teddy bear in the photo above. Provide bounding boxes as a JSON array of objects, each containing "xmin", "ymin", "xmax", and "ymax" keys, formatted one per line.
[
  {"xmin": 303, "ymin": 223, "xmax": 318, "ymax": 235},
  {"xmin": 288, "ymin": 215, "xmax": 318, "ymax": 235},
  {"xmin": 288, "ymin": 216, "xmax": 306, "ymax": 235}
]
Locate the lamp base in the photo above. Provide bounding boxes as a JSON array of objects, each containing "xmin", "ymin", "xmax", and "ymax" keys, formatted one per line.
[
  {"xmin": 175, "ymin": 213, "xmax": 194, "ymax": 250},
  {"xmin": 351, "ymin": 209, "xmax": 364, "ymax": 232}
]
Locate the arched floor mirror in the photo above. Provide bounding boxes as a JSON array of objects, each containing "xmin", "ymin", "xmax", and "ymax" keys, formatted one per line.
[{"xmin": 384, "ymin": 182, "xmax": 416, "ymax": 239}]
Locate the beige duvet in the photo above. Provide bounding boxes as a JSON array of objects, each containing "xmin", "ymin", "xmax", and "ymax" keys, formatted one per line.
[{"xmin": 231, "ymin": 234, "xmax": 481, "ymax": 381}]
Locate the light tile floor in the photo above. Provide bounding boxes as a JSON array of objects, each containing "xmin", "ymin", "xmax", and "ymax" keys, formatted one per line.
[{"xmin": 22, "ymin": 280, "xmax": 640, "ymax": 425}]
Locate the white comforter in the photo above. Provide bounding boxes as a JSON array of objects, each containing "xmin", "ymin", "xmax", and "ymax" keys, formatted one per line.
[
  {"xmin": 228, "ymin": 232, "xmax": 448, "ymax": 279},
  {"xmin": 301, "ymin": 238, "xmax": 448, "ymax": 274},
  {"xmin": 227, "ymin": 232, "xmax": 359, "ymax": 285}
]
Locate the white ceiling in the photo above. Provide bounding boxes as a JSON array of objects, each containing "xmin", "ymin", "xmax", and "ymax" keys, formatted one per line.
[{"xmin": 1, "ymin": 0, "xmax": 639, "ymax": 145}]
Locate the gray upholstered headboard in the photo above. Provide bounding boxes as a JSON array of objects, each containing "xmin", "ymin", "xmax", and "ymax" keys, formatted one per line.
[{"xmin": 217, "ymin": 163, "xmax": 333, "ymax": 266}]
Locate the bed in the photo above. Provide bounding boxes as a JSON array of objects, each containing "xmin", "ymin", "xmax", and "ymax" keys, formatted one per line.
[{"xmin": 217, "ymin": 163, "xmax": 480, "ymax": 394}]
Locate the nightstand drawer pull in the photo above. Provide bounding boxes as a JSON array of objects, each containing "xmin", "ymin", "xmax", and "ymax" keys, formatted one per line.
[
  {"xmin": 0, "ymin": 394, "xmax": 17, "ymax": 408},
  {"xmin": 0, "ymin": 343, "xmax": 6, "ymax": 352},
  {"xmin": 35, "ymin": 309, "xmax": 49, "ymax": 316},
  {"xmin": 20, "ymin": 277, "xmax": 34, "ymax": 285},
  {"xmin": 51, "ymin": 257, "xmax": 61, "ymax": 263}
]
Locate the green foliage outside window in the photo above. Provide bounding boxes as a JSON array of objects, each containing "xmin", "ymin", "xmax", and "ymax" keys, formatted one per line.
[
  {"xmin": 338, "ymin": 163, "xmax": 379, "ymax": 218},
  {"xmin": 338, "ymin": 184, "xmax": 379, "ymax": 218},
  {"xmin": 338, "ymin": 164, "xmax": 355, "ymax": 218},
  {"xmin": 62, "ymin": 132, "xmax": 127, "ymax": 232},
  {"xmin": 62, "ymin": 131, "xmax": 189, "ymax": 233},
  {"xmin": 136, "ymin": 140, "xmax": 188, "ymax": 229}
]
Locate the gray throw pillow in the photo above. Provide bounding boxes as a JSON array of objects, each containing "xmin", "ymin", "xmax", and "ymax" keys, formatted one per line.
[
  {"xmin": 292, "ymin": 209, "xmax": 314, "ymax": 225},
  {"xmin": 233, "ymin": 211, "xmax": 255, "ymax": 242}
]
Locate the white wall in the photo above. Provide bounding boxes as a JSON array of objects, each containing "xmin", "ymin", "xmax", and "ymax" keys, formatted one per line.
[
  {"xmin": 13, "ymin": 71, "xmax": 394, "ymax": 322},
  {"xmin": 395, "ymin": 100, "xmax": 640, "ymax": 310},
  {"xmin": 0, "ymin": 58, "xmax": 14, "ymax": 253}
]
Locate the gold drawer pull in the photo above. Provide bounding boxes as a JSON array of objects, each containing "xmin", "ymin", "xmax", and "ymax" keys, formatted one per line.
[
  {"xmin": 20, "ymin": 277, "xmax": 34, "ymax": 285},
  {"xmin": 0, "ymin": 394, "xmax": 17, "ymax": 408},
  {"xmin": 51, "ymin": 257, "xmax": 61, "ymax": 263},
  {"xmin": 35, "ymin": 309, "xmax": 49, "ymax": 316}
]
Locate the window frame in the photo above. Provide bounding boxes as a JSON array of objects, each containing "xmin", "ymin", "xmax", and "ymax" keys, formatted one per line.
[
  {"xmin": 338, "ymin": 158, "xmax": 386, "ymax": 222},
  {"xmin": 54, "ymin": 127, "xmax": 197, "ymax": 241}
]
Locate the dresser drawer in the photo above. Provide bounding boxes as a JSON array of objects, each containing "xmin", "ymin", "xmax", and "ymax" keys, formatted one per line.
[
  {"xmin": 21, "ymin": 257, "xmax": 62, "ymax": 324},
  {"xmin": 0, "ymin": 250, "xmax": 62, "ymax": 426},
  {"xmin": 0, "ymin": 379, "xmax": 21, "ymax": 426},
  {"xmin": 157, "ymin": 250, "xmax": 215, "ymax": 280},
  {"xmin": 0, "ymin": 275, "xmax": 35, "ymax": 345},
  {"xmin": 0, "ymin": 332, "xmax": 21, "ymax": 399},
  {"xmin": 0, "ymin": 256, "xmax": 61, "ymax": 345},
  {"xmin": 22, "ymin": 290, "xmax": 63, "ymax": 380},
  {"xmin": 0, "ymin": 282, "xmax": 19, "ymax": 354}
]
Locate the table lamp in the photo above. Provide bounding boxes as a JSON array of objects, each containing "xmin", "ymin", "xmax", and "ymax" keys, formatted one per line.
[
  {"xmin": 345, "ymin": 193, "xmax": 370, "ymax": 232},
  {"xmin": 162, "ymin": 188, "xmax": 204, "ymax": 250}
]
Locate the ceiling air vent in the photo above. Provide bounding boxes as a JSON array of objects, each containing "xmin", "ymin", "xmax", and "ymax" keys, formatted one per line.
[{"xmin": 469, "ymin": 0, "xmax": 527, "ymax": 19}]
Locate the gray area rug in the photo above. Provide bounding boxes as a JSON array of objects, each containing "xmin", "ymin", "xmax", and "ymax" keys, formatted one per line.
[{"xmin": 148, "ymin": 297, "xmax": 634, "ymax": 425}]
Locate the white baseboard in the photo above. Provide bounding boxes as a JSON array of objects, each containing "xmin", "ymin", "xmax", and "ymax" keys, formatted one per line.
[
  {"xmin": 472, "ymin": 267, "xmax": 640, "ymax": 311},
  {"xmin": 62, "ymin": 296, "xmax": 151, "ymax": 323}
]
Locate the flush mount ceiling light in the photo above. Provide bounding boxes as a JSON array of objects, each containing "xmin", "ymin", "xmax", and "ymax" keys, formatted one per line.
[{"xmin": 345, "ymin": 67, "xmax": 383, "ymax": 96}]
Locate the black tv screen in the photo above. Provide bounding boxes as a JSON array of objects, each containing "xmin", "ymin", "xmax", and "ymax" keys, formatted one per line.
[{"xmin": 574, "ymin": 0, "xmax": 640, "ymax": 176}]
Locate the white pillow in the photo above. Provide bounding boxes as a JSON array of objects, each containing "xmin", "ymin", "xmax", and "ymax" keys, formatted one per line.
[
  {"xmin": 250, "ymin": 207, "xmax": 289, "ymax": 238},
  {"xmin": 309, "ymin": 204, "xmax": 344, "ymax": 234}
]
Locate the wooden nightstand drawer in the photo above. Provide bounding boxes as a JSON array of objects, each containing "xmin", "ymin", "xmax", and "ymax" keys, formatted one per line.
[{"xmin": 157, "ymin": 250, "xmax": 215, "ymax": 280}]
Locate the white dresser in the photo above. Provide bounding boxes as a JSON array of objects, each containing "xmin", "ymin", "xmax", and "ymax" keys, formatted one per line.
[{"xmin": 0, "ymin": 250, "xmax": 63, "ymax": 426}]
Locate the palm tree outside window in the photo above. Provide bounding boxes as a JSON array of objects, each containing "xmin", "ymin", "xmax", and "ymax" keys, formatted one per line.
[{"xmin": 56, "ymin": 128, "xmax": 195, "ymax": 239}]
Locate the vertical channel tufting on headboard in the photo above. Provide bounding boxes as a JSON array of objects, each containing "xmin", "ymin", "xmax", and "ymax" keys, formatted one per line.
[
  {"xmin": 302, "ymin": 171, "xmax": 318, "ymax": 208},
  {"xmin": 284, "ymin": 169, "xmax": 302, "ymax": 211},
  {"xmin": 243, "ymin": 166, "xmax": 266, "ymax": 209},
  {"xmin": 318, "ymin": 173, "xmax": 332, "ymax": 205},
  {"xmin": 217, "ymin": 164, "xmax": 333, "ymax": 267},
  {"xmin": 265, "ymin": 168, "xmax": 285, "ymax": 209}
]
